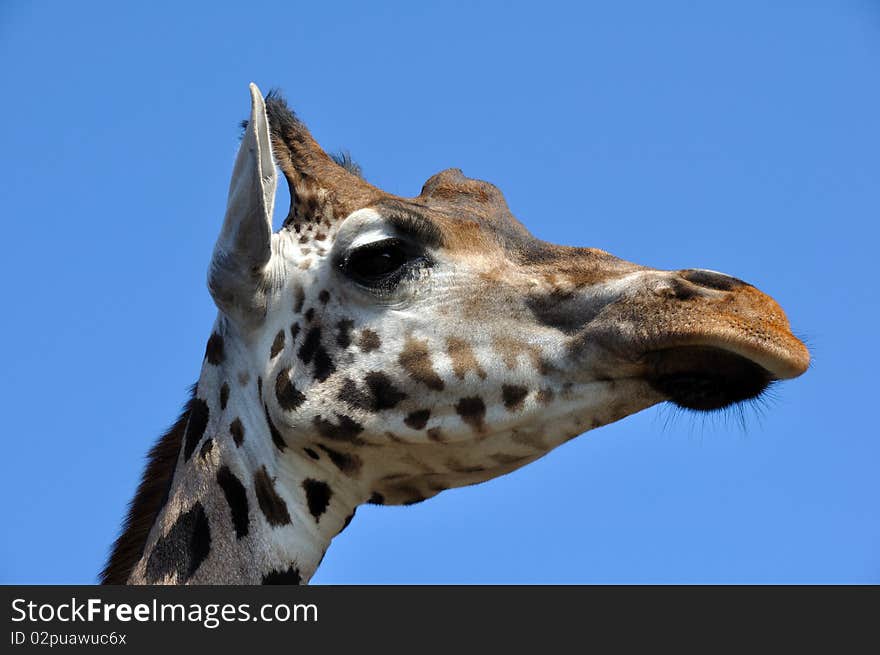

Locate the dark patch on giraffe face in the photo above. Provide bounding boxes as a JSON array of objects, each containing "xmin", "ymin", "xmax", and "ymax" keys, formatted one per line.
[
  {"xmin": 427, "ymin": 427, "xmax": 445, "ymax": 442},
  {"xmin": 524, "ymin": 290, "xmax": 591, "ymax": 335},
  {"xmin": 312, "ymin": 346, "xmax": 336, "ymax": 382},
  {"xmin": 502, "ymin": 385, "xmax": 528, "ymax": 411},
  {"xmin": 455, "ymin": 396, "xmax": 487, "ymax": 432},
  {"xmin": 262, "ymin": 565, "xmax": 301, "ymax": 585},
  {"xmin": 364, "ymin": 372, "xmax": 407, "ymax": 409},
  {"xmin": 338, "ymin": 378, "xmax": 370, "ymax": 411},
  {"xmin": 293, "ymin": 286, "xmax": 305, "ymax": 314},
  {"xmin": 304, "ymin": 447, "xmax": 320, "ymax": 460},
  {"xmin": 368, "ymin": 492, "xmax": 385, "ymax": 505},
  {"xmin": 219, "ymin": 382, "xmax": 229, "ymax": 410},
  {"xmin": 404, "ymin": 409, "xmax": 431, "ymax": 430},
  {"xmin": 144, "ymin": 501, "xmax": 210, "ymax": 583},
  {"xmin": 254, "ymin": 466, "xmax": 292, "ymax": 527},
  {"xmin": 336, "ymin": 319, "xmax": 354, "ymax": 348},
  {"xmin": 399, "ymin": 336, "xmax": 445, "ymax": 391},
  {"xmin": 298, "ymin": 327, "xmax": 335, "ymax": 382},
  {"xmin": 216, "ymin": 466, "xmax": 249, "ymax": 539},
  {"xmin": 205, "ymin": 333, "xmax": 225, "ymax": 365},
  {"xmin": 302, "ymin": 479, "xmax": 332, "ymax": 522},
  {"xmin": 447, "ymin": 337, "xmax": 486, "ymax": 380},
  {"xmin": 339, "ymin": 373, "xmax": 407, "ymax": 412},
  {"xmin": 270, "ymin": 330, "xmax": 286, "ymax": 359},
  {"xmin": 316, "ymin": 444, "xmax": 362, "ymax": 474},
  {"xmin": 275, "ymin": 368, "xmax": 306, "ymax": 411},
  {"xmin": 663, "ymin": 278, "xmax": 701, "ymax": 301},
  {"xmin": 492, "ymin": 336, "xmax": 554, "ymax": 376},
  {"xmin": 313, "ymin": 414, "xmax": 364, "ymax": 444},
  {"xmin": 290, "ymin": 322, "xmax": 301, "ymax": 342},
  {"xmin": 183, "ymin": 398, "xmax": 209, "ymax": 461},
  {"xmin": 318, "ymin": 289, "xmax": 330, "ymax": 304},
  {"xmin": 263, "ymin": 405, "xmax": 287, "ymax": 451},
  {"xmin": 199, "ymin": 438, "xmax": 214, "ymax": 460},
  {"xmin": 537, "ymin": 388, "xmax": 555, "ymax": 405},
  {"xmin": 304, "ymin": 308, "xmax": 315, "ymax": 322},
  {"xmin": 358, "ymin": 329, "xmax": 381, "ymax": 352},
  {"xmin": 229, "ymin": 418, "xmax": 245, "ymax": 447}
]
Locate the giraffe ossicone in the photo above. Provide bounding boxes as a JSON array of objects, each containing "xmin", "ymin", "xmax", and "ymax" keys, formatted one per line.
[{"xmin": 102, "ymin": 83, "xmax": 810, "ymax": 584}]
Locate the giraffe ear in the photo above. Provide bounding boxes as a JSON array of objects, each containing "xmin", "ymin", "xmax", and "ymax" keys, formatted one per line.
[
  {"xmin": 208, "ymin": 83, "xmax": 277, "ymax": 322},
  {"xmin": 264, "ymin": 92, "xmax": 380, "ymax": 231}
]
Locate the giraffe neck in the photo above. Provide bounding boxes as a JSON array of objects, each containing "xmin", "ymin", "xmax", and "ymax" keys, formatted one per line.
[{"xmin": 127, "ymin": 318, "xmax": 365, "ymax": 585}]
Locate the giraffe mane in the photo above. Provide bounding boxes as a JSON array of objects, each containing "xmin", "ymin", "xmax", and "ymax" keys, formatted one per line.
[{"xmin": 100, "ymin": 388, "xmax": 196, "ymax": 584}]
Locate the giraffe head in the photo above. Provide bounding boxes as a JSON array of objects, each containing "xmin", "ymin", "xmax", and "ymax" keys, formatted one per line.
[{"xmin": 210, "ymin": 84, "xmax": 809, "ymax": 508}]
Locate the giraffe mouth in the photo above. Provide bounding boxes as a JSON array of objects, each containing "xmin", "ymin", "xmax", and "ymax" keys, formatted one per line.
[{"xmin": 642, "ymin": 345, "xmax": 774, "ymax": 411}]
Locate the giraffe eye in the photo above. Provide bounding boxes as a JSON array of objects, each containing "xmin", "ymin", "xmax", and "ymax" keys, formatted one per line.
[{"xmin": 342, "ymin": 239, "xmax": 421, "ymax": 290}]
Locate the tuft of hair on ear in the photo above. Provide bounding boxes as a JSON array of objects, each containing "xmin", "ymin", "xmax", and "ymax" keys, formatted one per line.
[
  {"xmin": 243, "ymin": 89, "xmax": 366, "ymax": 180},
  {"xmin": 330, "ymin": 150, "xmax": 364, "ymax": 179}
]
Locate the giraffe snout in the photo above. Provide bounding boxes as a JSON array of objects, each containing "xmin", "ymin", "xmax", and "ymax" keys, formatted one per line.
[{"xmin": 637, "ymin": 267, "xmax": 810, "ymax": 381}]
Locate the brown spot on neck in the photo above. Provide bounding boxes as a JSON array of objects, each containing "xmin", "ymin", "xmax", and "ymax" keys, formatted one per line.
[
  {"xmin": 254, "ymin": 466, "xmax": 292, "ymax": 526},
  {"xmin": 293, "ymin": 286, "xmax": 305, "ymax": 313},
  {"xmin": 270, "ymin": 330, "xmax": 286, "ymax": 359},
  {"xmin": 230, "ymin": 417, "xmax": 245, "ymax": 446},
  {"xmin": 205, "ymin": 333, "xmax": 225, "ymax": 365}
]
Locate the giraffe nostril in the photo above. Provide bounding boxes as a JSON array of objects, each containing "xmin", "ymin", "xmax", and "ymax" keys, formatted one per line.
[{"xmin": 679, "ymin": 269, "xmax": 747, "ymax": 292}]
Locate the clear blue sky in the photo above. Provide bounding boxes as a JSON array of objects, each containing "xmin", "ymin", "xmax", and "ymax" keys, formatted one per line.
[{"xmin": 1, "ymin": 1, "xmax": 877, "ymax": 584}]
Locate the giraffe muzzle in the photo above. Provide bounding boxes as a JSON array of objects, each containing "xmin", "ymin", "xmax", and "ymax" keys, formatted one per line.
[
  {"xmin": 562, "ymin": 267, "xmax": 810, "ymax": 411},
  {"xmin": 634, "ymin": 269, "xmax": 809, "ymax": 410}
]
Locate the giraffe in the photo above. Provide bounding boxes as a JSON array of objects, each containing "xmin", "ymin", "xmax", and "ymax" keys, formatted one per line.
[{"xmin": 101, "ymin": 84, "xmax": 810, "ymax": 584}]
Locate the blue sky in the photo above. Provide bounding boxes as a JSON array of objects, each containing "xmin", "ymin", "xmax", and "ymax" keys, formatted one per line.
[{"xmin": 1, "ymin": 1, "xmax": 877, "ymax": 583}]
